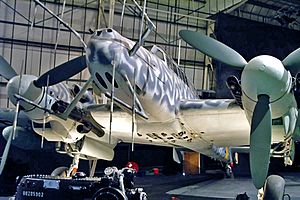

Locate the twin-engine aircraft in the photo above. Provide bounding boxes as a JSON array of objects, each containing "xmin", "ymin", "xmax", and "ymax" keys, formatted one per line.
[
  {"xmin": 180, "ymin": 30, "xmax": 300, "ymax": 189},
  {"xmin": 0, "ymin": 0, "xmax": 250, "ymax": 178},
  {"xmin": 0, "ymin": 0, "xmax": 297, "ymax": 191},
  {"xmin": 0, "ymin": 27, "xmax": 249, "ymax": 176}
]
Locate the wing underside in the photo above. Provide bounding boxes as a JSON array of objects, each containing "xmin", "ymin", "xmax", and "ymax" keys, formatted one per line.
[{"xmin": 178, "ymin": 99, "xmax": 250, "ymax": 147}]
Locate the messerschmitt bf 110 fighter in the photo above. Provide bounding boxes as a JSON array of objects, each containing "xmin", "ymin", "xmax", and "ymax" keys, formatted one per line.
[
  {"xmin": 0, "ymin": 0, "xmax": 248, "ymax": 177},
  {"xmin": 0, "ymin": 0, "xmax": 294, "ymax": 192}
]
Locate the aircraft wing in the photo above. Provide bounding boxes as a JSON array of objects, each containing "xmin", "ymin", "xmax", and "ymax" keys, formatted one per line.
[
  {"xmin": 178, "ymin": 99, "xmax": 250, "ymax": 147},
  {"xmin": 87, "ymin": 104, "xmax": 174, "ymax": 147},
  {"xmin": 87, "ymin": 100, "xmax": 251, "ymax": 149}
]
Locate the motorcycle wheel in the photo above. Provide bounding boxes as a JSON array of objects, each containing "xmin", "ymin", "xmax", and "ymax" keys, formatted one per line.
[{"xmin": 92, "ymin": 187, "xmax": 127, "ymax": 200}]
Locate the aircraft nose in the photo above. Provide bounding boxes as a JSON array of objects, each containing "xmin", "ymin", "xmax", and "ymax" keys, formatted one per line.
[
  {"xmin": 93, "ymin": 28, "xmax": 114, "ymax": 38},
  {"xmin": 86, "ymin": 40, "xmax": 96, "ymax": 63},
  {"xmin": 86, "ymin": 39, "xmax": 113, "ymax": 66}
]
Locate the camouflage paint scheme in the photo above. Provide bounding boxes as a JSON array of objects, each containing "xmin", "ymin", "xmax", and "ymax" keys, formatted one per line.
[
  {"xmin": 4, "ymin": 28, "xmax": 255, "ymax": 162},
  {"xmin": 86, "ymin": 28, "xmax": 252, "ymax": 161}
]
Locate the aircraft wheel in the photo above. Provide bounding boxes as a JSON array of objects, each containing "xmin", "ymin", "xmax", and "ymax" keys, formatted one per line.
[
  {"xmin": 225, "ymin": 164, "xmax": 233, "ymax": 178},
  {"xmin": 92, "ymin": 187, "xmax": 126, "ymax": 200},
  {"xmin": 140, "ymin": 192, "xmax": 147, "ymax": 200},
  {"xmin": 51, "ymin": 166, "xmax": 68, "ymax": 177},
  {"xmin": 263, "ymin": 175, "xmax": 285, "ymax": 200}
]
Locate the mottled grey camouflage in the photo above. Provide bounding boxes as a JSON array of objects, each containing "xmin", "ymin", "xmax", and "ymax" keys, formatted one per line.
[{"xmin": 87, "ymin": 28, "xmax": 197, "ymax": 122}]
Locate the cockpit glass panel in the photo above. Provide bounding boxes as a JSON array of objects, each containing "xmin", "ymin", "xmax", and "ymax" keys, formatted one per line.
[
  {"xmin": 155, "ymin": 50, "xmax": 164, "ymax": 61},
  {"xmin": 151, "ymin": 46, "xmax": 165, "ymax": 61},
  {"xmin": 96, "ymin": 30, "xmax": 102, "ymax": 36}
]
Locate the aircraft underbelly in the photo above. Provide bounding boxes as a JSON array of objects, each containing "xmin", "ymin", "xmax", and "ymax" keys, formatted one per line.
[
  {"xmin": 91, "ymin": 111, "xmax": 204, "ymax": 148},
  {"xmin": 184, "ymin": 111, "xmax": 250, "ymax": 147},
  {"xmin": 179, "ymin": 99, "xmax": 250, "ymax": 147},
  {"xmin": 181, "ymin": 111, "xmax": 284, "ymax": 147}
]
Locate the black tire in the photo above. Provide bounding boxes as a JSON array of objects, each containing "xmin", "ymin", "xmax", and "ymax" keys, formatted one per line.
[
  {"xmin": 92, "ymin": 187, "xmax": 127, "ymax": 200},
  {"xmin": 225, "ymin": 165, "xmax": 233, "ymax": 178},
  {"xmin": 51, "ymin": 166, "xmax": 68, "ymax": 177},
  {"xmin": 263, "ymin": 175, "xmax": 285, "ymax": 200},
  {"xmin": 140, "ymin": 192, "xmax": 147, "ymax": 200}
]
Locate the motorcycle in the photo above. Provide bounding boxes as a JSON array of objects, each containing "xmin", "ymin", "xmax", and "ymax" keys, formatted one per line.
[{"xmin": 92, "ymin": 166, "xmax": 147, "ymax": 200}]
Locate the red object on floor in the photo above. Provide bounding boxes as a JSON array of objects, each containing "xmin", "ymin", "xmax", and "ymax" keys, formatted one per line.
[
  {"xmin": 153, "ymin": 168, "xmax": 159, "ymax": 175},
  {"xmin": 126, "ymin": 161, "xmax": 139, "ymax": 173}
]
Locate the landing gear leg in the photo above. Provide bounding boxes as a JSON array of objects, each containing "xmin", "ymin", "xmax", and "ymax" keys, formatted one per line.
[
  {"xmin": 89, "ymin": 159, "xmax": 97, "ymax": 177},
  {"xmin": 225, "ymin": 163, "xmax": 233, "ymax": 178},
  {"xmin": 67, "ymin": 154, "xmax": 80, "ymax": 177},
  {"xmin": 284, "ymin": 138, "xmax": 295, "ymax": 166},
  {"xmin": 257, "ymin": 187, "xmax": 264, "ymax": 200}
]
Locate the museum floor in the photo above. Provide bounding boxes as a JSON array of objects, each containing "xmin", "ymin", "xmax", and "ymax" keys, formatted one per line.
[
  {"xmin": 1, "ymin": 172, "xmax": 300, "ymax": 199},
  {"xmin": 135, "ymin": 173, "xmax": 300, "ymax": 199}
]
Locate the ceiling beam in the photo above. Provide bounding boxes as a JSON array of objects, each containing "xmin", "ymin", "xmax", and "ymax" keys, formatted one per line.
[
  {"xmin": 247, "ymin": 0, "xmax": 281, "ymax": 11},
  {"xmin": 223, "ymin": 0, "xmax": 249, "ymax": 14},
  {"xmin": 283, "ymin": 0, "xmax": 300, "ymax": 5}
]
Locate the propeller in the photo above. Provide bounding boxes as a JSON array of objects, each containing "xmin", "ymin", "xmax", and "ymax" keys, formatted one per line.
[
  {"xmin": 0, "ymin": 57, "xmax": 21, "ymax": 175},
  {"xmin": 0, "ymin": 127, "xmax": 13, "ymax": 175},
  {"xmin": 34, "ymin": 55, "xmax": 87, "ymax": 88},
  {"xmin": 179, "ymin": 30, "xmax": 247, "ymax": 68},
  {"xmin": 282, "ymin": 48, "xmax": 300, "ymax": 74},
  {"xmin": 32, "ymin": 0, "xmax": 88, "ymax": 88},
  {"xmin": 179, "ymin": 30, "xmax": 275, "ymax": 189},
  {"xmin": 0, "ymin": 54, "xmax": 86, "ymax": 90},
  {"xmin": 250, "ymin": 94, "xmax": 272, "ymax": 189},
  {"xmin": 0, "ymin": 54, "xmax": 87, "ymax": 89},
  {"xmin": 0, "ymin": 56, "xmax": 17, "ymax": 80},
  {"xmin": 0, "ymin": 104, "xmax": 20, "ymax": 175},
  {"xmin": 0, "ymin": 1, "xmax": 88, "ymax": 174}
]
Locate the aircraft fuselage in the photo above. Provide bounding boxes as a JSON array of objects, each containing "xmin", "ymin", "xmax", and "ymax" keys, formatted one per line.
[{"xmin": 87, "ymin": 28, "xmax": 197, "ymax": 122}]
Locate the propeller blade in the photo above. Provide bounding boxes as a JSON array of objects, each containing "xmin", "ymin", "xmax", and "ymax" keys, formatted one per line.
[
  {"xmin": 35, "ymin": 55, "xmax": 87, "ymax": 88},
  {"xmin": 179, "ymin": 30, "xmax": 247, "ymax": 68},
  {"xmin": 0, "ymin": 127, "xmax": 13, "ymax": 175},
  {"xmin": 0, "ymin": 56, "xmax": 17, "ymax": 80},
  {"xmin": 250, "ymin": 94, "xmax": 272, "ymax": 189},
  {"xmin": 282, "ymin": 47, "xmax": 300, "ymax": 73}
]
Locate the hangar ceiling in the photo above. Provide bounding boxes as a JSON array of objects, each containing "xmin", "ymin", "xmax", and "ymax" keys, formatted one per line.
[
  {"xmin": 228, "ymin": 0, "xmax": 300, "ymax": 30},
  {"xmin": 1, "ymin": 0, "xmax": 300, "ymax": 107}
]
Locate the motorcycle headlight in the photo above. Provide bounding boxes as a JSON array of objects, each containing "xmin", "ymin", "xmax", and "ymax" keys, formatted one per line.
[{"xmin": 104, "ymin": 167, "xmax": 114, "ymax": 176}]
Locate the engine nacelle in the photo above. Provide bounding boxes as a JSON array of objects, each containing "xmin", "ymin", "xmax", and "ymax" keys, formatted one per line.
[
  {"xmin": 77, "ymin": 137, "xmax": 115, "ymax": 160},
  {"xmin": 2, "ymin": 126, "xmax": 55, "ymax": 151}
]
